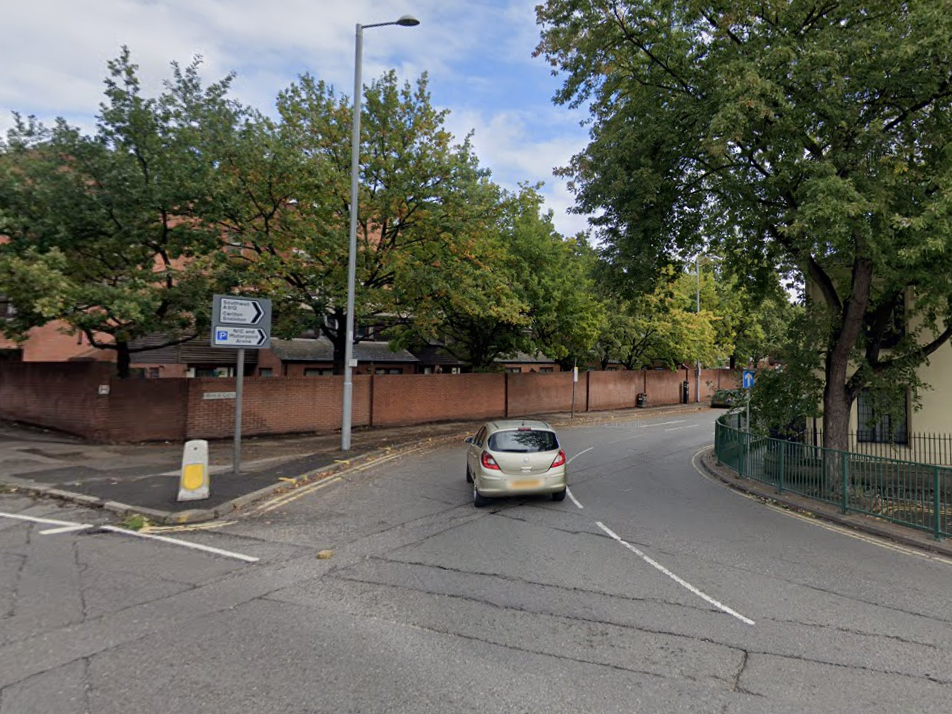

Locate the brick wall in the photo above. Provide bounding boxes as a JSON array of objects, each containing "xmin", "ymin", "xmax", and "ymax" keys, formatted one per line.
[
  {"xmin": 588, "ymin": 371, "xmax": 643, "ymax": 410},
  {"xmin": 508, "ymin": 372, "xmax": 578, "ymax": 416},
  {"xmin": 372, "ymin": 374, "xmax": 506, "ymax": 427},
  {"xmin": 0, "ymin": 362, "xmax": 744, "ymax": 443},
  {"xmin": 182, "ymin": 375, "xmax": 371, "ymax": 440},
  {"xmin": 104, "ymin": 377, "xmax": 188, "ymax": 442},
  {"xmin": 0, "ymin": 362, "xmax": 112, "ymax": 439}
]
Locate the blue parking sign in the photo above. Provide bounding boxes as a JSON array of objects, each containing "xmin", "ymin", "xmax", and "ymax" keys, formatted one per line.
[
  {"xmin": 216, "ymin": 330, "xmax": 229, "ymax": 342},
  {"xmin": 742, "ymin": 370, "xmax": 755, "ymax": 389}
]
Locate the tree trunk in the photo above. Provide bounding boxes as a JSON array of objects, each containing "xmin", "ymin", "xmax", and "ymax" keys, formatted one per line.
[
  {"xmin": 729, "ymin": 354, "xmax": 737, "ymax": 370},
  {"xmin": 116, "ymin": 341, "xmax": 131, "ymax": 379}
]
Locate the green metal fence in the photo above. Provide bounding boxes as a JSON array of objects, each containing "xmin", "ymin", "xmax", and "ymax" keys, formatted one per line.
[{"xmin": 714, "ymin": 414, "xmax": 952, "ymax": 540}]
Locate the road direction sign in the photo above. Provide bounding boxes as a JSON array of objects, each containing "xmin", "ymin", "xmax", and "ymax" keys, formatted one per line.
[
  {"xmin": 218, "ymin": 297, "xmax": 266, "ymax": 325},
  {"xmin": 742, "ymin": 370, "xmax": 756, "ymax": 389},
  {"xmin": 211, "ymin": 295, "xmax": 271, "ymax": 350},
  {"xmin": 213, "ymin": 327, "xmax": 269, "ymax": 348}
]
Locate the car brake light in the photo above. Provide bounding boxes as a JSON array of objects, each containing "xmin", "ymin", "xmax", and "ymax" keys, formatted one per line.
[
  {"xmin": 551, "ymin": 450, "xmax": 566, "ymax": 468},
  {"xmin": 481, "ymin": 451, "xmax": 501, "ymax": 470}
]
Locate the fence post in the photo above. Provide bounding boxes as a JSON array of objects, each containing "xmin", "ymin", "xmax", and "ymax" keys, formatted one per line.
[
  {"xmin": 841, "ymin": 452, "xmax": 849, "ymax": 514},
  {"xmin": 744, "ymin": 430, "xmax": 750, "ymax": 478},
  {"xmin": 778, "ymin": 440, "xmax": 785, "ymax": 495},
  {"xmin": 934, "ymin": 466, "xmax": 942, "ymax": 541}
]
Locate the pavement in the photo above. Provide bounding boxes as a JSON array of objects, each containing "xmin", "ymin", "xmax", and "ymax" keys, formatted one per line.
[{"xmin": 2, "ymin": 405, "xmax": 951, "ymax": 560}]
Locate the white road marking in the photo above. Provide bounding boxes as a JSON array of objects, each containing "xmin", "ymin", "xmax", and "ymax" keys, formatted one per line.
[
  {"xmin": 39, "ymin": 524, "xmax": 93, "ymax": 535},
  {"xmin": 643, "ymin": 420, "xmax": 686, "ymax": 428},
  {"xmin": 607, "ymin": 434, "xmax": 644, "ymax": 444},
  {"xmin": 0, "ymin": 511, "xmax": 90, "ymax": 528},
  {"xmin": 665, "ymin": 424, "xmax": 699, "ymax": 432},
  {"xmin": 596, "ymin": 521, "xmax": 755, "ymax": 626},
  {"xmin": 100, "ymin": 526, "xmax": 259, "ymax": 563},
  {"xmin": 567, "ymin": 447, "xmax": 593, "ymax": 465},
  {"xmin": 566, "ymin": 487, "xmax": 584, "ymax": 509}
]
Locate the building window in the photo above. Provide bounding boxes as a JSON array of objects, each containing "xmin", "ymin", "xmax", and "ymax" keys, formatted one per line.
[
  {"xmin": 374, "ymin": 367, "xmax": 402, "ymax": 375},
  {"xmin": 506, "ymin": 367, "xmax": 522, "ymax": 374},
  {"xmin": 259, "ymin": 368, "xmax": 273, "ymax": 377},
  {"xmin": 304, "ymin": 368, "xmax": 334, "ymax": 377},
  {"xmin": 857, "ymin": 390, "xmax": 908, "ymax": 444},
  {"xmin": 147, "ymin": 367, "xmax": 161, "ymax": 379},
  {"xmin": 191, "ymin": 367, "xmax": 234, "ymax": 378},
  {"xmin": 539, "ymin": 367, "xmax": 554, "ymax": 373}
]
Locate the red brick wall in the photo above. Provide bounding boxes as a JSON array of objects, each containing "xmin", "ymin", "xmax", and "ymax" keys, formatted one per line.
[
  {"xmin": 0, "ymin": 362, "xmax": 112, "ymax": 438},
  {"xmin": 183, "ymin": 375, "xmax": 371, "ymax": 439},
  {"xmin": 588, "ymin": 371, "xmax": 642, "ymax": 410},
  {"xmin": 103, "ymin": 377, "xmax": 188, "ymax": 441},
  {"xmin": 642, "ymin": 369, "xmax": 689, "ymax": 406},
  {"xmin": 372, "ymin": 374, "xmax": 505, "ymax": 427},
  {"xmin": 508, "ymin": 372, "xmax": 577, "ymax": 417},
  {"xmin": 0, "ymin": 362, "xmax": 744, "ymax": 443}
]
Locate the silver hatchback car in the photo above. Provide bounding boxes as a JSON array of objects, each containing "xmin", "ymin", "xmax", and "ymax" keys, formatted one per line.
[{"xmin": 465, "ymin": 419, "xmax": 567, "ymax": 507}]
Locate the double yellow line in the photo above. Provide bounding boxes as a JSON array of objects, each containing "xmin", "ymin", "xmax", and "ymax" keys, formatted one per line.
[{"xmin": 249, "ymin": 447, "xmax": 424, "ymax": 516}]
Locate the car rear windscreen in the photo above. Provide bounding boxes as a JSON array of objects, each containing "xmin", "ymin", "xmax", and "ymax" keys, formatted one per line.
[{"xmin": 488, "ymin": 430, "xmax": 559, "ymax": 453}]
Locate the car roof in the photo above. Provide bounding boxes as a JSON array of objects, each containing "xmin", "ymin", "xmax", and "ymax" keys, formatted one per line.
[{"xmin": 484, "ymin": 419, "xmax": 555, "ymax": 432}]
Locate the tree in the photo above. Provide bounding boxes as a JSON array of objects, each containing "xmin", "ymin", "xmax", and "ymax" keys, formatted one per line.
[
  {"xmin": 213, "ymin": 72, "xmax": 501, "ymax": 373},
  {"xmin": 591, "ymin": 265, "xmax": 717, "ymax": 370},
  {"xmin": 0, "ymin": 49, "xmax": 239, "ymax": 376},
  {"xmin": 392, "ymin": 184, "xmax": 604, "ymax": 371},
  {"xmin": 536, "ymin": 1, "xmax": 952, "ymax": 451}
]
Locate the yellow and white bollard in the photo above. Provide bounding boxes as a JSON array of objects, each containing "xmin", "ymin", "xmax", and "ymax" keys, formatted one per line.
[{"xmin": 178, "ymin": 440, "xmax": 210, "ymax": 502}]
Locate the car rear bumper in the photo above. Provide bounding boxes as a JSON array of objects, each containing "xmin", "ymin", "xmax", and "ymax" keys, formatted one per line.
[{"xmin": 474, "ymin": 470, "xmax": 567, "ymax": 497}]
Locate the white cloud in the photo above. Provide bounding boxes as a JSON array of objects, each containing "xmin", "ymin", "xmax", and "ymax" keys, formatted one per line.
[{"xmin": 0, "ymin": 0, "xmax": 592, "ymax": 235}]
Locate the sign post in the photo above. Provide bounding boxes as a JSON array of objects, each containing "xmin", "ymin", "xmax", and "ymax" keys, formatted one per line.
[
  {"xmin": 742, "ymin": 369, "xmax": 755, "ymax": 477},
  {"xmin": 211, "ymin": 295, "xmax": 272, "ymax": 474},
  {"xmin": 571, "ymin": 361, "xmax": 578, "ymax": 419}
]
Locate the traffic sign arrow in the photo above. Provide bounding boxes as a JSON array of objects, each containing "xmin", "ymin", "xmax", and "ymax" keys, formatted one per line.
[
  {"xmin": 219, "ymin": 298, "xmax": 264, "ymax": 325},
  {"xmin": 213, "ymin": 327, "xmax": 269, "ymax": 347}
]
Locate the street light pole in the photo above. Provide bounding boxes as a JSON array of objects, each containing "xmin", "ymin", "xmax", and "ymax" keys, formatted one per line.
[
  {"xmin": 696, "ymin": 254, "xmax": 701, "ymax": 403},
  {"xmin": 342, "ymin": 15, "xmax": 420, "ymax": 451}
]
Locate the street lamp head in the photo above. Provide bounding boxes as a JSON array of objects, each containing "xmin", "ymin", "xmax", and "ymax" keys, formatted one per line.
[{"xmin": 396, "ymin": 14, "xmax": 420, "ymax": 26}]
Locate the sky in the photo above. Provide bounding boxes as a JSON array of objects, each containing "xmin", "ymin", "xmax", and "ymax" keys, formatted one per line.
[{"xmin": 0, "ymin": 0, "xmax": 592, "ymax": 237}]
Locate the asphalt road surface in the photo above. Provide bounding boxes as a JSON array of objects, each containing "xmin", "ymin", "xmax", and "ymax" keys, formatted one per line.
[{"xmin": 2, "ymin": 410, "xmax": 951, "ymax": 713}]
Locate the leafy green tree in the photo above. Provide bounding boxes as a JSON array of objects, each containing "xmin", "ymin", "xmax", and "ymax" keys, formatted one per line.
[
  {"xmin": 394, "ymin": 184, "xmax": 604, "ymax": 371},
  {"xmin": 592, "ymin": 265, "xmax": 717, "ymax": 370},
  {"xmin": 212, "ymin": 72, "xmax": 501, "ymax": 373},
  {"xmin": 0, "ymin": 49, "xmax": 239, "ymax": 377},
  {"xmin": 537, "ymin": 1, "xmax": 952, "ymax": 451}
]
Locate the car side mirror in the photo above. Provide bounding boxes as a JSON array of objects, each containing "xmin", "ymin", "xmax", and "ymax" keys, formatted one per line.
[{"xmin": 464, "ymin": 436, "xmax": 474, "ymax": 444}]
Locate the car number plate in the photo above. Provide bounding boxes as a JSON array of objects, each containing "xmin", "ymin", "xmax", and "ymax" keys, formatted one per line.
[{"xmin": 511, "ymin": 478, "xmax": 542, "ymax": 489}]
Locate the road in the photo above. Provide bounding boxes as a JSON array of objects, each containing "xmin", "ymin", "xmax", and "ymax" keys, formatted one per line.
[{"xmin": 2, "ymin": 409, "xmax": 951, "ymax": 713}]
